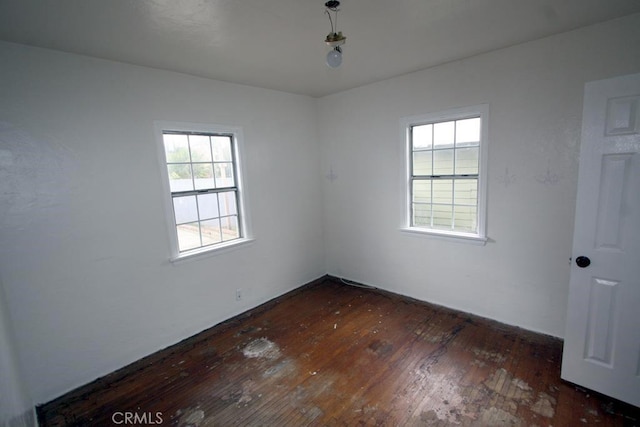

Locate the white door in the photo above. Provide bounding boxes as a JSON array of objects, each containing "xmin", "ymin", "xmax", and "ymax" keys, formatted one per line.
[{"xmin": 561, "ymin": 72, "xmax": 640, "ymax": 407}]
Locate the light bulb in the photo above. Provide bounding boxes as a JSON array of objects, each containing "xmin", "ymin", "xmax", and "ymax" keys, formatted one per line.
[{"xmin": 326, "ymin": 48, "xmax": 342, "ymax": 68}]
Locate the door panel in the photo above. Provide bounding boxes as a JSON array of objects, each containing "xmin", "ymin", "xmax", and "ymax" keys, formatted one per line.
[
  {"xmin": 584, "ymin": 277, "xmax": 617, "ymax": 366},
  {"xmin": 594, "ymin": 154, "xmax": 631, "ymax": 251},
  {"xmin": 561, "ymin": 73, "xmax": 640, "ymax": 407}
]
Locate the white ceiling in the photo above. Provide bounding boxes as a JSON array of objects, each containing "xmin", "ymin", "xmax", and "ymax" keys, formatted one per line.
[{"xmin": 1, "ymin": 0, "xmax": 639, "ymax": 97}]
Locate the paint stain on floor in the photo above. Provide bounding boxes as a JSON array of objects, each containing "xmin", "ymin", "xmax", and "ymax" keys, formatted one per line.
[
  {"xmin": 175, "ymin": 407, "xmax": 205, "ymax": 426},
  {"xmin": 242, "ymin": 337, "xmax": 281, "ymax": 360}
]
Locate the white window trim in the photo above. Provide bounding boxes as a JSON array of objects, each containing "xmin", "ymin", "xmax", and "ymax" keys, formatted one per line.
[
  {"xmin": 154, "ymin": 120, "xmax": 254, "ymax": 262},
  {"xmin": 399, "ymin": 104, "xmax": 489, "ymax": 245}
]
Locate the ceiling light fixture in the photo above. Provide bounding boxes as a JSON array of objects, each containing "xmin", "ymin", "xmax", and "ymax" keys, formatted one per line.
[{"xmin": 324, "ymin": 1, "xmax": 346, "ymax": 68}]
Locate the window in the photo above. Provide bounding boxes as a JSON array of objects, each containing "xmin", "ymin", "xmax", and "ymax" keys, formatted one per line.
[
  {"xmin": 402, "ymin": 105, "xmax": 488, "ymax": 243},
  {"xmin": 155, "ymin": 122, "xmax": 251, "ymax": 259}
]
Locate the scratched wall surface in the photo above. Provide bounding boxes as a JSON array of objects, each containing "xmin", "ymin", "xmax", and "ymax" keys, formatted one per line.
[{"xmin": 319, "ymin": 13, "xmax": 640, "ymax": 338}]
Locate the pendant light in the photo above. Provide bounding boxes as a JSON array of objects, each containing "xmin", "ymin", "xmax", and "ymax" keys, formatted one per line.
[{"xmin": 324, "ymin": 1, "xmax": 346, "ymax": 68}]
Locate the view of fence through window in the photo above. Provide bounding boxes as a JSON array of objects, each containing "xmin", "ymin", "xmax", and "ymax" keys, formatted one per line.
[
  {"xmin": 163, "ymin": 132, "xmax": 241, "ymax": 252},
  {"xmin": 411, "ymin": 116, "xmax": 480, "ymax": 233}
]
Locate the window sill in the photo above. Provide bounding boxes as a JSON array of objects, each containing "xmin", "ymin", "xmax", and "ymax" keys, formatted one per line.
[
  {"xmin": 400, "ymin": 227, "xmax": 487, "ymax": 246},
  {"xmin": 170, "ymin": 237, "xmax": 255, "ymax": 264}
]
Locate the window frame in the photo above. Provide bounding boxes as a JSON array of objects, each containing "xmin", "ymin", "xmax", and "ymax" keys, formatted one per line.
[
  {"xmin": 154, "ymin": 121, "xmax": 253, "ymax": 261},
  {"xmin": 400, "ymin": 104, "xmax": 489, "ymax": 245}
]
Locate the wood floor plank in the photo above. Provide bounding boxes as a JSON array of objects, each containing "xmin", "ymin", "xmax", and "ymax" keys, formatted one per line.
[{"xmin": 37, "ymin": 276, "xmax": 639, "ymax": 426}]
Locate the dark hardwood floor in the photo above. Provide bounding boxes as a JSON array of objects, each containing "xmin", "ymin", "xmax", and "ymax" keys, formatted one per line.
[{"xmin": 38, "ymin": 276, "xmax": 639, "ymax": 426}]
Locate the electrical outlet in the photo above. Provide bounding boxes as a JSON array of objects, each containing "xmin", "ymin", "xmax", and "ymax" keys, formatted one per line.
[{"xmin": 235, "ymin": 289, "xmax": 242, "ymax": 301}]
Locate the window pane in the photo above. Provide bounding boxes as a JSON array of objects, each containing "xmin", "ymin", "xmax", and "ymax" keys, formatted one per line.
[
  {"xmin": 198, "ymin": 193, "xmax": 219, "ymax": 219},
  {"xmin": 162, "ymin": 129, "xmax": 244, "ymax": 254},
  {"xmin": 455, "ymin": 147, "xmax": 479, "ymax": 175},
  {"xmin": 167, "ymin": 164, "xmax": 193, "ymax": 192},
  {"xmin": 432, "ymin": 179, "xmax": 453, "ymax": 204},
  {"xmin": 189, "ymin": 135, "xmax": 212, "ymax": 162},
  {"xmin": 413, "ymin": 203, "xmax": 432, "ymax": 227},
  {"xmin": 454, "ymin": 179, "xmax": 478, "ymax": 206},
  {"xmin": 220, "ymin": 216, "xmax": 239, "ymax": 241},
  {"xmin": 434, "ymin": 121, "xmax": 454, "ymax": 148},
  {"xmin": 164, "ymin": 134, "xmax": 190, "ymax": 163},
  {"xmin": 432, "ymin": 205, "xmax": 453, "ymax": 229},
  {"xmin": 212, "ymin": 136, "xmax": 232, "ymax": 161},
  {"xmin": 454, "ymin": 205, "xmax": 477, "ymax": 232},
  {"xmin": 433, "ymin": 149, "xmax": 454, "ymax": 175},
  {"xmin": 201, "ymin": 219, "xmax": 222, "ymax": 246},
  {"xmin": 405, "ymin": 109, "xmax": 484, "ymax": 237},
  {"xmin": 455, "ymin": 118, "xmax": 480, "ymax": 147},
  {"xmin": 173, "ymin": 195, "xmax": 198, "ymax": 224},
  {"xmin": 412, "ymin": 124, "xmax": 432, "ymax": 149},
  {"xmin": 412, "ymin": 151, "xmax": 432, "ymax": 176},
  {"xmin": 177, "ymin": 223, "xmax": 201, "ymax": 251},
  {"xmin": 413, "ymin": 180, "xmax": 431, "ymax": 203},
  {"xmin": 214, "ymin": 163, "xmax": 235, "ymax": 188},
  {"xmin": 219, "ymin": 191, "xmax": 237, "ymax": 216},
  {"xmin": 193, "ymin": 163, "xmax": 215, "ymax": 190}
]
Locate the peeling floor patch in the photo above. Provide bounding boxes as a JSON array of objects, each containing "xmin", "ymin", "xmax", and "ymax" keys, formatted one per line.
[
  {"xmin": 263, "ymin": 358, "xmax": 296, "ymax": 378},
  {"xmin": 480, "ymin": 407, "xmax": 522, "ymax": 426},
  {"xmin": 470, "ymin": 359, "xmax": 487, "ymax": 368},
  {"xmin": 484, "ymin": 368, "xmax": 533, "ymax": 401},
  {"xmin": 242, "ymin": 337, "xmax": 281, "ymax": 360},
  {"xmin": 412, "ymin": 371, "xmax": 479, "ymax": 424},
  {"xmin": 480, "ymin": 368, "xmax": 559, "ymax": 424},
  {"xmin": 200, "ymin": 417, "xmax": 218, "ymax": 427},
  {"xmin": 512, "ymin": 378, "xmax": 532, "ymax": 392},
  {"xmin": 299, "ymin": 405, "xmax": 324, "ymax": 422},
  {"xmin": 472, "ymin": 348, "xmax": 507, "ymax": 364},
  {"xmin": 530, "ymin": 392, "xmax": 556, "ymax": 418},
  {"xmin": 237, "ymin": 379, "xmax": 257, "ymax": 405}
]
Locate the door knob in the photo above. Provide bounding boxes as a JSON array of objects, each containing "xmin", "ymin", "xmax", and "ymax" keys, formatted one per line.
[{"xmin": 575, "ymin": 256, "xmax": 591, "ymax": 268}]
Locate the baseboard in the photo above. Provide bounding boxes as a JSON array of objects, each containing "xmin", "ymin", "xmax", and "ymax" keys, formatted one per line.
[
  {"xmin": 37, "ymin": 274, "xmax": 331, "ymax": 416},
  {"xmin": 327, "ymin": 274, "xmax": 563, "ymax": 341}
]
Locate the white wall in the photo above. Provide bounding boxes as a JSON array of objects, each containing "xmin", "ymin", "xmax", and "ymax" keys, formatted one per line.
[
  {"xmin": 0, "ymin": 41, "xmax": 325, "ymax": 404},
  {"xmin": 319, "ymin": 14, "xmax": 640, "ymax": 338}
]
